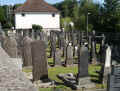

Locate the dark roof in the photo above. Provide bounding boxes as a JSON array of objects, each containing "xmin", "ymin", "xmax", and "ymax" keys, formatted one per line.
[{"xmin": 15, "ymin": 0, "xmax": 59, "ymax": 13}]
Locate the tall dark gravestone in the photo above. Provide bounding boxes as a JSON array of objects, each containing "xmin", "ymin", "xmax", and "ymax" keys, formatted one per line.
[
  {"xmin": 22, "ymin": 36, "xmax": 33, "ymax": 66},
  {"xmin": 65, "ymin": 43, "xmax": 74, "ymax": 66},
  {"xmin": 77, "ymin": 45, "xmax": 95, "ymax": 88},
  {"xmin": 31, "ymin": 40, "xmax": 48, "ymax": 81},
  {"xmin": 78, "ymin": 45, "xmax": 89, "ymax": 77},
  {"xmin": 63, "ymin": 40, "xmax": 68, "ymax": 57},
  {"xmin": 50, "ymin": 32, "xmax": 56, "ymax": 58}
]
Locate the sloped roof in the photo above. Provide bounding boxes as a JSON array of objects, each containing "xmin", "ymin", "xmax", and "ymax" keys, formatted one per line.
[{"xmin": 15, "ymin": 0, "xmax": 59, "ymax": 13}]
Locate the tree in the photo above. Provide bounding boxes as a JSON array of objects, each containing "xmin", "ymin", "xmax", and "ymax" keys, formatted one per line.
[
  {"xmin": 0, "ymin": 7, "xmax": 6, "ymax": 24},
  {"xmin": 101, "ymin": 0, "xmax": 120, "ymax": 32}
]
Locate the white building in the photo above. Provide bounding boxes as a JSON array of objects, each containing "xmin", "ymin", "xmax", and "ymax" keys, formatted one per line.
[{"xmin": 15, "ymin": 0, "xmax": 60, "ymax": 32}]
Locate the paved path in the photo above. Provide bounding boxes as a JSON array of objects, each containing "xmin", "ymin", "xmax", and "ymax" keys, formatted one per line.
[{"xmin": 0, "ymin": 47, "xmax": 38, "ymax": 91}]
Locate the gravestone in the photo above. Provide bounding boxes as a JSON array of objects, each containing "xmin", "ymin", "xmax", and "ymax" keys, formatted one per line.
[
  {"xmin": 0, "ymin": 30, "xmax": 6, "ymax": 48},
  {"xmin": 77, "ymin": 45, "xmax": 89, "ymax": 78},
  {"xmin": 22, "ymin": 36, "xmax": 33, "ymax": 66},
  {"xmin": 3, "ymin": 36, "xmax": 18, "ymax": 58},
  {"xmin": 0, "ymin": 22, "xmax": 2, "ymax": 34},
  {"xmin": 16, "ymin": 31, "xmax": 24, "ymax": 58},
  {"xmin": 40, "ymin": 32, "xmax": 48, "ymax": 48},
  {"xmin": 103, "ymin": 45, "xmax": 111, "ymax": 84},
  {"xmin": 63, "ymin": 40, "xmax": 68, "ymax": 57},
  {"xmin": 108, "ymin": 65, "xmax": 120, "ymax": 91},
  {"xmin": 73, "ymin": 46, "xmax": 78, "ymax": 57},
  {"xmin": 32, "ymin": 29, "xmax": 35, "ymax": 39},
  {"xmin": 53, "ymin": 49, "xmax": 62, "ymax": 66},
  {"xmin": 72, "ymin": 33, "xmax": 77, "ymax": 46},
  {"xmin": 91, "ymin": 31, "xmax": 97, "ymax": 64},
  {"xmin": 77, "ymin": 44, "xmax": 95, "ymax": 88},
  {"xmin": 50, "ymin": 33, "xmax": 56, "ymax": 57},
  {"xmin": 31, "ymin": 40, "xmax": 48, "ymax": 81},
  {"xmin": 60, "ymin": 32, "xmax": 65, "ymax": 49},
  {"xmin": 65, "ymin": 43, "xmax": 74, "ymax": 66}
]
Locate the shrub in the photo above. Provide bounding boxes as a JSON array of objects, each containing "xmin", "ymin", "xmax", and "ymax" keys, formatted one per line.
[{"xmin": 32, "ymin": 24, "xmax": 43, "ymax": 32}]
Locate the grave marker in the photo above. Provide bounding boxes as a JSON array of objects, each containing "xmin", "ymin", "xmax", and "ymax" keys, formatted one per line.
[{"xmin": 31, "ymin": 40, "xmax": 48, "ymax": 81}]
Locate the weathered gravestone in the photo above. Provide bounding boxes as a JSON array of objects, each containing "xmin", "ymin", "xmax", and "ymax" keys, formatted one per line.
[
  {"xmin": 77, "ymin": 45, "xmax": 95, "ymax": 89},
  {"xmin": 16, "ymin": 31, "xmax": 24, "ymax": 58},
  {"xmin": 22, "ymin": 36, "xmax": 33, "ymax": 66},
  {"xmin": 63, "ymin": 40, "xmax": 68, "ymax": 57},
  {"xmin": 39, "ymin": 32, "xmax": 48, "ymax": 48},
  {"xmin": 3, "ymin": 36, "xmax": 18, "ymax": 58},
  {"xmin": 53, "ymin": 49, "xmax": 62, "ymax": 66},
  {"xmin": 0, "ymin": 31, "xmax": 6, "ymax": 48},
  {"xmin": 31, "ymin": 40, "xmax": 48, "ymax": 81},
  {"xmin": 65, "ymin": 43, "xmax": 74, "ymax": 66},
  {"xmin": 73, "ymin": 46, "xmax": 78, "ymax": 57},
  {"xmin": 50, "ymin": 33, "xmax": 56, "ymax": 58}
]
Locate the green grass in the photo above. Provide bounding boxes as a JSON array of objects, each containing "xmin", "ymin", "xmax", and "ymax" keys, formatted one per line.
[
  {"xmin": 23, "ymin": 64, "xmax": 102, "ymax": 91},
  {"xmin": 23, "ymin": 46, "xmax": 103, "ymax": 91},
  {"xmin": 48, "ymin": 66, "xmax": 78, "ymax": 82}
]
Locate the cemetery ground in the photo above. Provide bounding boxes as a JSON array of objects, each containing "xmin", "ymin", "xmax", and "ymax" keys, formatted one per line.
[{"xmin": 23, "ymin": 47, "xmax": 104, "ymax": 91}]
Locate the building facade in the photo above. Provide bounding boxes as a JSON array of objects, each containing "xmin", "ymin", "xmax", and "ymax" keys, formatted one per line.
[{"xmin": 15, "ymin": 0, "xmax": 60, "ymax": 32}]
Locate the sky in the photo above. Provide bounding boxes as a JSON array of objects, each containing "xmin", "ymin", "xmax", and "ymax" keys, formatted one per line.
[{"xmin": 0, "ymin": 0, "xmax": 104, "ymax": 5}]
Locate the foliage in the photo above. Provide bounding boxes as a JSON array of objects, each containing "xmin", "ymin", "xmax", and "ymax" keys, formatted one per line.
[
  {"xmin": 0, "ymin": 7, "xmax": 6, "ymax": 24},
  {"xmin": 32, "ymin": 24, "xmax": 43, "ymax": 32},
  {"xmin": 60, "ymin": 17, "xmax": 72, "ymax": 31},
  {"xmin": 53, "ymin": 0, "xmax": 120, "ymax": 32},
  {"xmin": 23, "ymin": 64, "xmax": 102, "ymax": 91},
  {"xmin": 3, "ymin": 22, "xmax": 13, "ymax": 29}
]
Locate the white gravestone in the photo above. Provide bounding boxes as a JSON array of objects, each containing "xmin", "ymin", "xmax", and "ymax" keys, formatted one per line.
[{"xmin": 105, "ymin": 46, "xmax": 111, "ymax": 68}]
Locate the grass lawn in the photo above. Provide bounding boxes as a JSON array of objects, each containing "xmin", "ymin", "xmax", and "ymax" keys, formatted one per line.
[
  {"xmin": 23, "ymin": 63, "xmax": 102, "ymax": 91},
  {"xmin": 23, "ymin": 47, "xmax": 103, "ymax": 91}
]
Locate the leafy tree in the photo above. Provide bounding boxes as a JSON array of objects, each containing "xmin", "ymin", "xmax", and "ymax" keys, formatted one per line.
[{"xmin": 0, "ymin": 7, "xmax": 6, "ymax": 24}]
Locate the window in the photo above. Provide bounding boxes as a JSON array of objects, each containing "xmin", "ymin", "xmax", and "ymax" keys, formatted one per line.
[
  {"xmin": 21, "ymin": 13, "xmax": 25, "ymax": 17},
  {"xmin": 52, "ymin": 13, "xmax": 55, "ymax": 17}
]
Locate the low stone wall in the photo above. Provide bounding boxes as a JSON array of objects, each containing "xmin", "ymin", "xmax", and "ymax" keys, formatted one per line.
[{"xmin": 0, "ymin": 47, "xmax": 38, "ymax": 91}]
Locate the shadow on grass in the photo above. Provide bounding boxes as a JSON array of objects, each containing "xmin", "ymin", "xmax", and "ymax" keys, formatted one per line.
[
  {"xmin": 90, "ymin": 74, "xmax": 102, "ymax": 84},
  {"xmin": 48, "ymin": 62, "xmax": 54, "ymax": 67}
]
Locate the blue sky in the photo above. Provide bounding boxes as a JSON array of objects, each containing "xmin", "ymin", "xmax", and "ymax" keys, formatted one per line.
[{"xmin": 0, "ymin": 0, "xmax": 104, "ymax": 5}]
